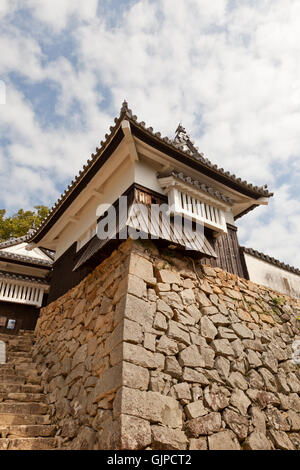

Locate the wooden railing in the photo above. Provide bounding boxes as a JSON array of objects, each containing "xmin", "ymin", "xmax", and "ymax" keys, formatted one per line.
[{"xmin": 0, "ymin": 279, "xmax": 45, "ymax": 307}]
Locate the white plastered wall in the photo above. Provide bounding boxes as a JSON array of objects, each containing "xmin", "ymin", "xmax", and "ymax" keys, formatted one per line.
[
  {"xmin": 244, "ymin": 252, "xmax": 300, "ymax": 299},
  {"xmin": 54, "ymin": 154, "xmax": 135, "ymax": 261}
]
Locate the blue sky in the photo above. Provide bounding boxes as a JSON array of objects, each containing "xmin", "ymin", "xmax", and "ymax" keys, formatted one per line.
[{"xmin": 0, "ymin": 0, "xmax": 300, "ymax": 267}]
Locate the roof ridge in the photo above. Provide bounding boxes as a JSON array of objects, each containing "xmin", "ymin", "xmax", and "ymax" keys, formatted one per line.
[
  {"xmin": 0, "ymin": 234, "xmax": 30, "ymax": 249},
  {"xmin": 0, "ymin": 270, "xmax": 49, "ymax": 285}
]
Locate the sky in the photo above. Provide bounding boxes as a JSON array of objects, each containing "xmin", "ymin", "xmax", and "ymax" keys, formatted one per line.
[{"xmin": 0, "ymin": 0, "xmax": 299, "ymax": 267}]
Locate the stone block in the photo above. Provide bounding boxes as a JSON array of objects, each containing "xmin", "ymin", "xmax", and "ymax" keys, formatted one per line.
[
  {"xmin": 185, "ymin": 412, "xmax": 222, "ymax": 437},
  {"xmin": 200, "ymin": 317, "xmax": 218, "ymax": 341},
  {"xmin": 268, "ymin": 429, "xmax": 295, "ymax": 450},
  {"xmin": 129, "ymin": 253, "xmax": 154, "ymax": 284},
  {"xmin": 185, "ymin": 401, "xmax": 208, "ymax": 419},
  {"xmin": 201, "ymin": 306, "xmax": 219, "ymax": 315},
  {"xmin": 203, "ymin": 384, "xmax": 229, "ymax": 411},
  {"xmin": 208, "ymin": 430, "xmax": 240, "ymax": 450},
  {"xmin": 259, "ymin": 367, "xmax": 277, "ymax": 392},
  {"xmin": 230, "ymin": 389, "xmax": 251, "ymax": 416},
  {"xmin": 243, "ymin": 432, "xmax": 273, "ymax": 450},
  {"xmin": 157, "ymin": 299, "xmax": 173, "ymax": 318},
  {"xmin": 144, "ymin": 333, "xmax": 156, "ymax": 352},
  {"xmin": 185, "ymin": 304, "xmax": 201, "ymax": 323},
  {"xmin": 182, "ymin": 368, "xmax": 209, "ymax": 385},
  {"xmin": 227, "ymin": 371, "xmax": 248, "ymax": 391},
  {"xmin": 167, "ymin": 320, "xmax": 190, "ymax": 345},
  {"xmin": 114, "ymin": 387, "xmax": 183, "ymax": 429},
  {"xmin": 157, "ymin": 269, "xmax": 181, "ymax": 285},
  {"xmin": 120, "ymin": 414, "xmax": 151, "ymax": 450},
  {"xmin": 156, "ymin": 336, "xmax": 178, "ymax": 355},
  {"xmin": 164, "ymin": 356, "xmax": 182, "ymax": 378},
  {"xmin": 189, "ymin": 437, "xmax": 207, "ymax": 450},
  {"xmin": 122, "ymin": 362, "xmax": 149, "ymax": 390},
  {"xmin": 209, "ymin": 314, "xmax": 230, "ymax": 326},
  {"xmin": 151, "ymin": 425, "xmax": 187, "ymax": 450},
  {"xmin": 223, "ymin": 409, "xmax": 249, "ymax": 440},
  {"xmin": 123, "ymin": 342, "xmax": 156, "ymax": 369},
  {"xmin": 92, "ymin": 363, "xmax": 122, "ymax": 403},
  {"xmin": 180, "ymin": 289, "xmax": 195, "ymax": 306},
  {"xmin": 178, "ymin": 345, "xmax": 205, "ymax": 368},
  {"xmin": 160, "ymin": 291, "xmax": 183, "ymax": 309},
  {"xmin": 172, "ymin": 382, "xmax": 191, "ymax": 401},
  {"xmin": 196, "ymin": 291, "xmax": 212, "ymax": 307},
  {"xmin": 232, "ymin": 323, "xmax": 254, "ymax": 339},
  {"xmin": 246, "ymin": 349, "xmax": 262, "ymax": 368},
  {"xmin": 223, "ymin": 288, "xmax": 243, "ymax": 300},
  {"xmin": 214, "ymin": 356, "xmax": 230, "ymax": 380},
  {"xmin": 153, "ymin": 312, "xmax": 168, "ymax": 331},
  {"xmin": 127, "ymin": 274, "xmax": 147, "ymax": 299},
  {"xmin": 211, "ymin": 339, "xmax": 235, "ymax": 357}
]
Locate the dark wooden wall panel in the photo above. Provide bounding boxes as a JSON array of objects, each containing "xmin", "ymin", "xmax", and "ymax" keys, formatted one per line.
[
  {"xmin": 201, "ymin": 224, "xmax": 248, "ymax": 279},
  {"xmin": 0, "ymin": 301, "xmax": 39, "ymax": 331},
  {"xmin": 47, "ymin": 242, "xmax": 93, "ymax": 305}
]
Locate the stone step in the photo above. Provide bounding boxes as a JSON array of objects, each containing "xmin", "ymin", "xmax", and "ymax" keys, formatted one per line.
[
  {"xmin": 8, "ymin": 354, "xmax": 33, "ymax": 363},
  {"xmin": 0, "ymin": 402, "xmax": 49, "ymax": 415},
  {"xmin": 0, "ymin": 370, "xmax": 39, "ymax": 381},
  {"xmin": 0, "ymin": 424, "xmax": 57, "ymax": 438},
  {"xmin": 0, "ymin": 437, "xmax": 57, "ymax": 450},
  {"xmin": 0, "ymin": 365, "xmax": 16, "ymax": 373},
  {"xmin": 14, "ymin": 363, "xmax": 37, "ymax": 371},
  {"xmin": 0, "ymin": 383, "xmax": 42, "ymax": 394},
  {"xmin": 8, "ymin": 351, "xmax": 32, "ymax": 357},
  {"xmin": 0, "ymin": 375, "xmax": 25, "ymax": 384},
  {"xmin": 0, "ymin": 392, "xmax": 46, "ymax": 403},
  {"xmin": 0, "ymin": 413, "xmax": 51, "ymax": 426},
  {"xmin": 8, "ymin": 345, "xmax": 33, "ymax": 353},
  {"xmin": 24, "ymin": 375, "xmax": 41, "ymax": 385}
]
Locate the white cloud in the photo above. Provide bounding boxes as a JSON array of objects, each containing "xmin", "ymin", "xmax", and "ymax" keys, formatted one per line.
[
  {"xmin": 26, "ymin": 0, "xmax": 99, "ymax": 32},
  {"xmin": 0, "ymin": 0, "xmax": 299, "ymax": 267}
]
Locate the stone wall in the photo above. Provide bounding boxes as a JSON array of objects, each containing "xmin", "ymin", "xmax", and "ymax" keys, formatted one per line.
[
  {"xmin": 34, "ymin": 239, "xmax": 300, "ymax": 450},
  {"xmin": 33, "ymin": 241, "xmax": 133, "ymax": 449}
]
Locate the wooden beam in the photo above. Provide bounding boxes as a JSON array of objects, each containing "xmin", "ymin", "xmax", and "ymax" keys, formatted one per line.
[{"xmin": 122, "ymin": 120, "xmax": 139, "ymax": 162}]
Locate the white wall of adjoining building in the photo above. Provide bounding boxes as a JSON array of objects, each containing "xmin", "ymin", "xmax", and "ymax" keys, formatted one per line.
[
  {"xmin": 244, "ymin": 253, "xmax": 300, "ymax": 299},
  {"xmin": 1, "ymin": 243, "xmax": 52, "ymax": 261}
]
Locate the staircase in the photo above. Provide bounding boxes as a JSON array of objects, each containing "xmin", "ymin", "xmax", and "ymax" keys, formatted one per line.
[{"xmin": 0, "ymin": 331, "xmax": 58, "ymax": 450}]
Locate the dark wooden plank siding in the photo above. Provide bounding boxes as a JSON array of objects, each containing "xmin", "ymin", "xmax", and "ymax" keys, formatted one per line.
[
  {"xmin": 201, "ymin": 224, "xmax": 248, "ymax": 279},
  {"xmin": 47, "ymin": 242, "xmax": 93, "ymax": 305},
  {"xmin": 0, "ymin": 301, "xmax": 39, "ymax": 332}
]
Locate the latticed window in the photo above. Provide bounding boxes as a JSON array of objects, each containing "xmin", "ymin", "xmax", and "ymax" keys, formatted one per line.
[
  {"xmin": 168, "ymin": 187, "xmax": 227, "ymax": 234},
  {"xmin": 0, "ymin": 279, "xmax": 45, "ymax": 307}
]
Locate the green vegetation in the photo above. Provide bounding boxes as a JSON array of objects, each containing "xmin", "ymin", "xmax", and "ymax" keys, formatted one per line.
[
  {"xmin": 0, "ymin": 206, "xmax": 50, "ymax": 241},
  {"xmin": 271, "ymin": 296, "xmax": 285, "ymax": 307}
]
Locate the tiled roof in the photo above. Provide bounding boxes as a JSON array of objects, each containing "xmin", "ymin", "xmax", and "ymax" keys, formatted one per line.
[
  {"xmin": 29, "ymin": 101, "xmax": 273, "ymax": 243},
  {"xmin": 158, "ymin": 170, "xmax": 234, "ymax": 205},
  {"xmin": 0, "ymin": 235, "xmax": 30, "ymax": 249},
  {"xmin": 0, "ymin": 270, "xmax": 50, "ymax": 285},
  {"xmin": 242, "ymin": 247, "xmax": 300, "ymax": 276},
  {"xmin": 0, "ymin": 249, "xmax": 53, "ymax": 267}
]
